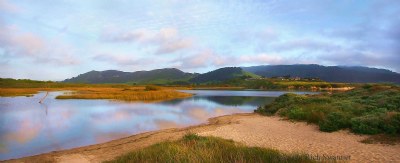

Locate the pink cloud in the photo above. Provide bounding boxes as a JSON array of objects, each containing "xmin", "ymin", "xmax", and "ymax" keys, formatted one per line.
[
  {"xmin": 154, "ymin": 119, "xmax": 183, "ymax": 129},
  {"xmin": 0, "ymin": 0, "xmax": 22, "ymax": 13},
  {"xmin": 174, "ymin": 49, "xmax": 288, "ymax": 69},
  {"xmin": 101, "ymin": 27, "xmax": 193, "ymax": 54},
  {"xmin": 4, "ymin": 120, "xmax": 42, "ymax": 144},
  {"xmin": 0, "ymin": 25, "xmax": 80, "ymax": 65}
]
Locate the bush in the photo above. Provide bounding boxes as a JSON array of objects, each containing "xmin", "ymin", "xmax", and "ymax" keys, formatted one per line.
[
  {"xmin": 319, "ymin": 112, "xmax": 350, "ymax": 132},
  {"xmin": 351, "ymin": 113, "xmax": 400, "ymax": 135},
  {"xmin": 382, "ymin": 112, "xmax": 400, "ymax": 135},
  {"xmin": 306, "ymin": 110, "xmax": 325, "ymax": 124},
  {"xmin": 351, "ymin": 115, "xmax": 383, "ymax": 134},
  {"xmin": 255, "ymin": 85, "xmax": 400, "ymax": 136},
  {"xmin": 287, "ymin": 107, "xmax": 307, "ymax": 120}
]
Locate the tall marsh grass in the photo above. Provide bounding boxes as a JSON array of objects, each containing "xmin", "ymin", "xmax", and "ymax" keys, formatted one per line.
[
  {"xmin": 0, "ymin": 79, "xmax": 192, "ymax": 102},
  {"xmin": 0, "ymin": 88, "xmax": 40, "ymax": 97},
  {"xmin": 55, "ymin": 88, "xmax": 192, "ymax": 102}
]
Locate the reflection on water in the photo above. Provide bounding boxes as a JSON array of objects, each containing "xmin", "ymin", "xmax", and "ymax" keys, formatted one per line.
[{"xmin": 0, "ymin": 90, "xmax": 314, "ymax": 160}]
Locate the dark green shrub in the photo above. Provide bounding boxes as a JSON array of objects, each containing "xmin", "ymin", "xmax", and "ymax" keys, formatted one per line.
[
  {"xmin": 287, "ymin": 107, "xmax": 306, "ymax": 120},
  {"xmin": 351, "ymin": 115, "xmax": 383, "ymax": 134},
  {"xmin": 306, "ymin": 110, "xmax": 325, "ymax": 124},
  {"xmin": 382, "ymin": 112, "xmax": 400, "ymax": 135},
  {"xmin": 255, "ymin": 105, "xmax": 278, "ymax": 115},
  {"xmin": 255, "ymin": 93, "xmax": 304, "ymax": 115},
  {"xmin": 319, "ymin": 112, "xmax": 350, "ymax": 132},
  {"xmin": 256, "ymin": 85, "xmax": 400, "ymax": 136},
  {"xmin": 362, "ymin": 84, "xmax": 373, "ymax": 89},
  {"xmin": 305, "ymin": 97, "xmax": 332, "ymax": 104}
]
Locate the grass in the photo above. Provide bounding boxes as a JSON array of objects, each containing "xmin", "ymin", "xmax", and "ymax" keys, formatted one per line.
[
  {"xmin": 255, "ymin": 84, "xmax": 400, "ymax": 136},
  {"xmin": 222, "ymin": 77, "xmax": 354, "ymax": 90},
  {"xmin": 0, "ymin": 78, "xmax": 192, "ymax": 102},
  {"xmin": 0, "ymin": 88, "xmax": 41, "ymax": 97},
  {"xmin": 55, "ymin": 87, "xmax": 192, "ymax": 102},
  {"xmin": 106, "ymin": 134, "xmax": 313, "ymax": 163}
]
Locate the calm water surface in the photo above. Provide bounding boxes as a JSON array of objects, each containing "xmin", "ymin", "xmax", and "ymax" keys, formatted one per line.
[{"xmin": 0, "ymin": 90, "xmax": 316, "ymax": 160}]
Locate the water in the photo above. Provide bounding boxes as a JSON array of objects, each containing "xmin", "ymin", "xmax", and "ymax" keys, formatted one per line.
[{"xmin": 0, "ymin": 90, "xmax": 316, "ymax": 160}]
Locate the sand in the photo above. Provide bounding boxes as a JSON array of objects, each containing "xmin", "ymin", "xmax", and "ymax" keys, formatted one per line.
[
  {"xmin": 4, "ymin": 113, "xmax": 400, "ymax": 163},
  {"xmin": 199, "ymin": 114, "xmax": 400, "ymax": 162}
]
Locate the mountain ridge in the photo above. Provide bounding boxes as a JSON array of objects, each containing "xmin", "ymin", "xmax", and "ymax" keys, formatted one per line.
[
  {"xmin": 63, "ymin": 68, "xmax": 196, "ymax": 84},
  {"xmin": 242, "ymin": 64, "xmax": 400, "ymax": 83},
  {"xmin": 63, "ymin": 65, "xmax": 400, "ymax": 84}
]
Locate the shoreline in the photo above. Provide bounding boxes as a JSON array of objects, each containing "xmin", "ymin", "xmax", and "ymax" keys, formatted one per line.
[
  {"xmin": 3, "ymin": 113, "xmax": 246, "ymax": 163},
  {"xmin": 3, "ymin": 113, "xmax": 400, "ymax": 163}
]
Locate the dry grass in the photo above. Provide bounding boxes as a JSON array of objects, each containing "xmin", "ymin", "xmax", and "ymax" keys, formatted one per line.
[
  {"xmin": 192, "ymin": 86, "xmax": 245, "ymax": 90},
  {"xmin": 56, "ymin": 87, "xmax": 192, "ymax": 102},
  {"xmin": 0, "ymin": 85, "xmax": 192, "ymax": 102},
  {"xmin": 0, "ymin": 88, "xmax": 41, "ymax": 97}
]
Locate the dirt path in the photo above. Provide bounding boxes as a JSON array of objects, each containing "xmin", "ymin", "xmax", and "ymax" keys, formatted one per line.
[{"xmin": 4, "ymin": 113, "xmax": 400, "ymax": 163}]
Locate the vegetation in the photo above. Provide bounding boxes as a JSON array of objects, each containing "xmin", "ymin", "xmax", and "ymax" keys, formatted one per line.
[
  {"xmin": 106, "ymin": 134, "xmax": 313, "ymax": 163},
  {"xmin": 0, "ymin": 78, "xmax": 192, "ymax": 102},
  {"xmin": 56, "ymin": 87, "xmax": 192, "ymax": 102},
  {"xmin": 255, "ymin": 84, "xmax": 400, "ymax": 135},
  {"xmin": 63, "ymin": 68, "xmax": 196, "ymax": 84},
  {"xmin": 189, "ymin": 67, "xmax": 260, "ymax": 83},
  {"xmin": 223, "ymin": 78, "xmax": 352, "ymax": 90},
  {"xmin": 0, "ymin": 88, "xmax": 40, "ymax": 97},
  {"xmin": 62, "ymin": 65, "xmax": 400, "ymax": 85},
  {"xmin": 243, "ymin": 64, "xmax": 400, "ymax": 83}
]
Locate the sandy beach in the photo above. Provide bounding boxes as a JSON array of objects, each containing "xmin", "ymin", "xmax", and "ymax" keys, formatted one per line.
[{"xmin": 4, "ymin": 113, "xmax": 400, "ymax": 163}]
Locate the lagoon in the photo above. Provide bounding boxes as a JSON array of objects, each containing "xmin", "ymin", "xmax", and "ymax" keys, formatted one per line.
[{"xmin": 0, "ymin": 90, "xmax": 316, "ymax": 160}]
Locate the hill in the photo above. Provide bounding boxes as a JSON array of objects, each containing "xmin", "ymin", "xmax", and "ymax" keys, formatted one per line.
[
  {"xmin": 189, "ymin": 67, "xmax": 259, "ymax": 83},
  {"xmin": 242, "ymin": 64, "xmax": 400, "ymax": 83},
  {"xmin": 63, "ymin": 68, "xmax": 196, "ymax": 84},
  {"xmin": 63, "ymin": 65, "xmax": 400, "ymax": 84}
]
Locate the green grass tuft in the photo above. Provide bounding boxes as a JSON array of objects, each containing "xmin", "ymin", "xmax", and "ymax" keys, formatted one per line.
[{"xmin": 105, "ymin": 134, "xmax": 313, "ymax": 163}]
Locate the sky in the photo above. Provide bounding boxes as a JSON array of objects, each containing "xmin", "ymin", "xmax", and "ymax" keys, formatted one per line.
[{"xmin": 0, "ymin": 0, "xmax": 399, "ymax": 80}]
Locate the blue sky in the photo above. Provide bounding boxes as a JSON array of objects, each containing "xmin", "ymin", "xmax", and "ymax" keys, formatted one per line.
[{"xmin": 1, "ymin": 0, "xmax": 399, "ymax": 80}]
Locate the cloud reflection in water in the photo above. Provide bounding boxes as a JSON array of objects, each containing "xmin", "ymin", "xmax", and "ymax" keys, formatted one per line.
[{"xmin": 0, "ymin": 90, "xmax": 305, "ymax": 160}]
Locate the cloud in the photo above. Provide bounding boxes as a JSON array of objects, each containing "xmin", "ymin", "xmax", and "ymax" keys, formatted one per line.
[
  {"xmin": 0, "ymin": 0, "xmax": 21, "ymax": 13},
  {"xmin": 153, "ymin": 119, "xmax": 183, "ymax": 129},
  {"xmin": 271, "ymin": 38, "xmax": 343, "ymax": 52},
  {"xmin": 173, "ymin": 49, "xmax": 290, "ymax": 70},
  {"xmin": 156, "ymin": 37, "xmax": 192, "ymax": 54},
  {"xmin": 101, "ymin": 28, "xmax": 151, "ymax": 42},
  {"xmin": 93, "ymin": 52, "xmax": 171, "ymax": 69},
  {"xmin": 93, "ymin": 53, "xmax": 142, "ymax": 65},
  {"xmin": 174, "ymin": 49, "xmax": 221, "ymax": 68},
  {"xmin": 0, "ymin": 25, "xmax": 79, "ymax": 65},
  {"xmin": 239, "ymin": 53, "xmax": 284, "ymax": 64},
  {"xmin": 101, "ymin": 27, "xmax": 193, "ymax": 54},
  {"xmin": 3, "ymin": 119, "xmax": 42, "ymax": 144},
  {"xmin": 232, "ymin": 27, "xmax": 281, "ymax": 48}
]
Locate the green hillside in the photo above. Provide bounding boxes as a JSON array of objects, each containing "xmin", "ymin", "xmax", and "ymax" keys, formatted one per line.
[
  {"xmin": 189, "ymin": 67, "xmax": 259, "ymax": 83},
  {"xmin": 63, "ymin": 68, "xmax": 196, "ymax": 84},
  {"xmin": 243, "ymin": 64, "xmax": 400, "ymax": 83}
]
